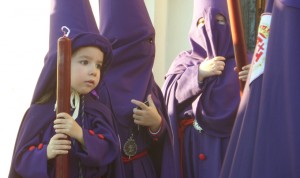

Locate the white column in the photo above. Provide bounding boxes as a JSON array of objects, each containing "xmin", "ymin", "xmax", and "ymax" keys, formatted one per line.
[{"xmin": 150, "ymin": 0, "xmax": 193, "ymax": 87}]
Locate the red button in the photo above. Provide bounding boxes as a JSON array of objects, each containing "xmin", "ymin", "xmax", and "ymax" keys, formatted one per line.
[
  {"xmin": 28, "ymin": 145, "xmax": 35, "ymax": 151},
  {"xmin": 97, "ymin": 134, "xmax": 105, "ymax": 139},
  {"xmin": 38, "ymin": 143, "xmax": 43, "ymax": 150},
  {"xmin": 199, "ymin": 153, "xmax": 206, "ymax": 160},
  {"xmin": 88, "ymin": 130, "xmax": 95, "ymax": 135},
  {"xmin": 153, "ymin": 138, "xmax": 159, "ymax": 141}
]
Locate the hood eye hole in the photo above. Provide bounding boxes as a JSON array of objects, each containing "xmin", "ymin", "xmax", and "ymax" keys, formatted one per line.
[
  {"xmin": 216, "ymin": 14, "xmax": 226, "ymax": 25},
  {"xmin": 197, "ymin": 17, "xmax": 205, "ymax": 28}
]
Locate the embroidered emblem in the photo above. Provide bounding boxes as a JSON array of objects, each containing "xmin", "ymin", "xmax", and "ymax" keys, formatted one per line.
[{"xmin": 123, "ymin": 134, "xmax": 137, "ymax": 158}]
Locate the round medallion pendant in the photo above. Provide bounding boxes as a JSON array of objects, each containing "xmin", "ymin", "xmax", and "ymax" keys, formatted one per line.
[{"xmin": 123, "ymin": 137, "xmax": 137, "ymax": 158}]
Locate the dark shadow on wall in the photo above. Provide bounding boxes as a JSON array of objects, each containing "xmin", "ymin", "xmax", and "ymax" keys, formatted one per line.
[{"xmin": 241, "ymin": 0, "xmax": 266, "ymax": 52}]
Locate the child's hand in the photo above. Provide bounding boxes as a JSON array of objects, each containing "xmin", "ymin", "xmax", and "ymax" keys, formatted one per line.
[
  {"xmin": 54, "ymin": 112, "xmax": 83, "ymax": 144},
  {"xmin": 198, "ymin": 56, "xmax": 226, "ymax": 82},
  {"xmin": 234, "ymin": 64, "xmax": 251, "ymax": 82},
  {"xmin": 47, "ymin": 133, "xmax": 71, "ymax": 160},
  {"xmin": 131, "ymin": 95, "xmax": 162, "ymax": 132}
]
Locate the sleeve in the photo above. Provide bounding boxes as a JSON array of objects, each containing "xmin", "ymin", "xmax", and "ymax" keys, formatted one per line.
[
  {"xmin": 14, "ymin": 126, "xmax": 53, "ymax": 178},
  {"xmin": 146, "ymin": 83, "xmax": 170, "ymax": 142},
  {"xmin": 72, "ymin": 115, "xmax": 119, "ymax": 168},
  {"xmin": 147, "ymin": 116, "xmax": 166, "ymax": 142},
  {"xmin": 175, "ymin": 65, "xmax": 204, "ymax": 103}
]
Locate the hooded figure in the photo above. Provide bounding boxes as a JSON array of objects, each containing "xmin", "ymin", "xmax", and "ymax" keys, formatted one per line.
[
  {"xmin": 220, "ymin": 0, "xmax": 300, "ymax": 177},
  {"xmin": 97, "ymin": 0, "xmax": 176, "ymax": 177},
  {"xmin": 8, "ymin": 0, "xmax": 124, "ymax": 177},
  {"xmin": 162, "ymin": 0, "xmax": 249, "ymax": 178}
]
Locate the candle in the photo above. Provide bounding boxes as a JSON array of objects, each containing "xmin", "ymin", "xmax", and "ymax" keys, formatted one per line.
[{"xmin": 56, "ymin": 26, "xmax": 71, "ymax": 178}]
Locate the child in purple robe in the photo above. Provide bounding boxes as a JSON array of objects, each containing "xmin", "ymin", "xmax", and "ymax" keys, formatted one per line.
[
  {"xmin": 8, "ymin": 0, "xmax": 124, "ymax": 177},
  {"xmin": 9, "ymin": 35, "xmax": 121, "ymax": 178},
  {"xmin": 162, "ymin": 0, "xmax": 250, "ymax": 178}
]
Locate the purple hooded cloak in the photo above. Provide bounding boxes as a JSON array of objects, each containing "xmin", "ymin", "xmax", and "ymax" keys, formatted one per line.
[
  {"xmin": 97, "ymin": 0, "xmax": 176, "ymax": 177},
  {"xmin": 162, "ymin": 0, "xmax": 243, "ymax": 178},
  {"xmin": 220, "ymin": 0, "xmax": 300, "ymax": 177},
  {"xmin": 8, "ymin": 0, "xmax": 124, "ymax": 177}
]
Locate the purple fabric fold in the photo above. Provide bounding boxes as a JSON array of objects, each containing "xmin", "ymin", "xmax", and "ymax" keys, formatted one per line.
[
  {"xmin": 280, "ymin": 0, "xmax": 300, "ymax": 8},
  {"xmin": 220, "ymin": 0, "xmax": 300, "ymax": 177}
]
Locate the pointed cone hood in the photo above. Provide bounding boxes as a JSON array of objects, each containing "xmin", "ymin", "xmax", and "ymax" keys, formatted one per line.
[
  {"xmin": 99, "ymin": 0, "xmax": 154, "ymax": 46},
  {"xmin": 98, "ymin": 0, "xmax": 157, "ymax": 126},
  {"xmin": 166, "ymin": 0, "xmax": 240, "ymax": 137}
]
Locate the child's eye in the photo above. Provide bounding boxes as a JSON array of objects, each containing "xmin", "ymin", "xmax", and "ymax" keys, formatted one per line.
[
  {"xmin": 96, "ymin": 64, "xmax": 102, "ymax": 69},
  {"xmin": 80, "ymin": 60, "xmax": 89, "ymax": 65}
]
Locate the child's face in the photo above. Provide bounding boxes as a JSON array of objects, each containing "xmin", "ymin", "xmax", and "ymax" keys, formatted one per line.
[{"xmin": 71, "ymin": 46, "xmax": 104, "ymax": 94}]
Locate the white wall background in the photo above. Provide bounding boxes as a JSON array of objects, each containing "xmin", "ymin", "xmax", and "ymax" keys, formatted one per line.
[
  {"xmin": 151, "ymin": 0, "xmax": 193, "ymax": 86},
  {"xmin": 0, "ymin": 1, "xmax": 49, "ymax": 177},
  {"xmin": 0, "ymin": 0, "xmax": 192, "ymax": 177}
]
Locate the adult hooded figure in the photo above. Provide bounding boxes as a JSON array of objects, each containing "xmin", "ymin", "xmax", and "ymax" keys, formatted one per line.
[
  {"xmin": 220, "ymin": 0, "xmax": 300, "ymax": 177},
  {"xmin": 8, "ymin": 0, "xmax": 124, "ymax": 177},
  {"xmin": 162, "ymin": 0, "xmax": 250, "ymax": 178},
  {"xmin": 97, "ymin": 0, "xmax": 176, "ymax": 178}
]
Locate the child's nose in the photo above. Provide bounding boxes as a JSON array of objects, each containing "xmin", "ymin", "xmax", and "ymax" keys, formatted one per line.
[{"xmin": 89, "ymin": 67, "xmax": 97, "ymax": 76}]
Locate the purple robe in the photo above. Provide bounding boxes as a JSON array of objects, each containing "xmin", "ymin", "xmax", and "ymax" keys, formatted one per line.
[
  {"xmin": 162, "ymin": 0, "xmax": 244, "ymax": 178},
  {"xmin": 9, "ymin": 0, "xmax": 124, "ymax": 177},
  {"xmin": 97, "ymin": 0, "xmax": 176, "ymax": 177},
  {"xmin": 9, "ymin": 95, "xmax": 121, "ymax": 178},
  {"xmin": 220, "ymin": 0, "xmax": 300, "ymax": 177}
]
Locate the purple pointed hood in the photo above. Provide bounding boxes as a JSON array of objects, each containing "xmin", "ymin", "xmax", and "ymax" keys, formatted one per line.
[
  {"xmin": 189, "ymin": 0, "xmax": 239, "ymax": 137},
  {"xmin": 166, "ymin": 0, "xmax": 234, "ymax": 76},
  {"xmin": 165, "ymin": 0, "xmax": 240, "ymax": 137},
  {"xmin": 97, "ymin": 2, "xmax": 176, "ymax": 177},
  {"xmin": 98, "ymin": 0, "xmax": 156, "ymax": 126}
]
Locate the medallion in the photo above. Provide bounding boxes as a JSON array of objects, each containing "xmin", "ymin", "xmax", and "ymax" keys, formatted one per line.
[{"xmin": 123, "ymin": 135, "xmax": 137, "ymax": 158}]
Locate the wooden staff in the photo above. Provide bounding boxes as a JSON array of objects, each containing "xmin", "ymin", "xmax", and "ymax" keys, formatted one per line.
[
  {"xmin": 56, "ymin": 26, "xmax": 71, "ymax": 178},
  {"xmin": 227, "ymin": 0, "xmax": 249, "ymax": 94}
]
